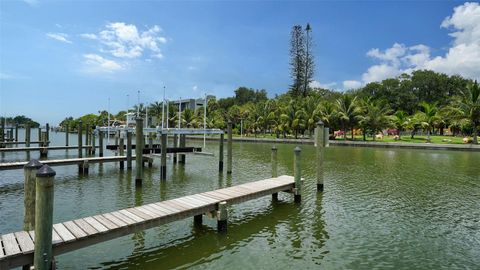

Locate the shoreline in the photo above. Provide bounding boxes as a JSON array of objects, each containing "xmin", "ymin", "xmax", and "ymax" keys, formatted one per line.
[{"xmin": 186, "ymin": 135, "xmax": 480, "ymax": 152}]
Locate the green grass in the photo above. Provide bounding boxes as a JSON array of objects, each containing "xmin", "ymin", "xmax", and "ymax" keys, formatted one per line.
[{"xmin": 334, "ymin": 135, "xmax": 470, "ymax": 145}]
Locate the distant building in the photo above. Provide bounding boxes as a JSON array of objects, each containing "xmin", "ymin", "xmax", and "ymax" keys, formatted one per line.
[{"xmin": 173, "ymin": 95, "xmax": 215, "ymax": 111}]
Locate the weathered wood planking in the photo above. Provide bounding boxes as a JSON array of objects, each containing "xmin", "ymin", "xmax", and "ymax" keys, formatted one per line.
[
  {"xmin": 0, "ymin": 155, "xmax": 148, "ymax": 170},
  {"xmin": 0, "ymin": 175, "xmax": 295, "ymax": 269}
]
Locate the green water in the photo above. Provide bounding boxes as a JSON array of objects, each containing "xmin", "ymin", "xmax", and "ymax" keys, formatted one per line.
[{"xmin": 0, "ymin": 130, "xmax": 479, "ymax": 269}]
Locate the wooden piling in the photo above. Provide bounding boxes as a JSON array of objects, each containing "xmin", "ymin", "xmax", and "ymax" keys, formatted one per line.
[
  {"xmin": 85, "ymin": 124, "xmax": 90, "ymax": 156},
  {"xmin": 45, "ymin": 123, "xmax": 49, "ymax": 143},
  {"xmin": 179, "ymin": 134, "xmax": 186, "ymax": 164},
  {"xmin": 15, "ymin": 124, "xmax": 18, "ymax": 142},
  {"xmin": 271, "ymin": 145, "xmax": 278, "ymax": 200},
  {"xmin": 99, "ymin": 130, "xmax": 104, "ymax": 157},
  {"xmin": 127, "ymin": 131, "xmax": 132, "ymax": 170},
  {"xmin": 173, "ymin": 134, "xmax": 178, "ymax": 163},
  {"xmin": 315, "ymin": 121, "xmax": 324, "ymax": 191},
  {"xmin": 78, "ymin": 121, "xmax": 83, "ymax": 174},
  {"xmin": 91, "ymin": 130, "xmax": 96, "ymax": 155},
  {"xmin": 25, "ymin": 124, "xmax": 31, "ymax": 147},
  {"xmin": 194, "ymin": 214, "xmax": 202, "ymax": 227},
  {"xmin": 119, "ymin": 131, "xmax": 125, "ymax": 170},
  {"xmin": 294, "ymin": 146, "xmax": 302, "ymax": 203},
  {"xmin": 135, "ymin": 118, "xmax": 143, "ymax": 186},
  {"xmin": 227, "ymin": 121, "xmax": 232, "ymax": 174},
  {"xmin": 37, "ymin": 128, "xmax": 41, "ymax": 144},
  {"xmin": 217, "ymin": 201, "xmax": 228, "ymax": 233},
  {"xmin": 161, "ymin": 132, "xmax": 167, "ymax": 180},
  {"xmin": 23, "ymin": 159, "xmax": 43, "ymax": 231},
  {"xmin": 65, "ymin": 124, "xmax": 69, "ymax": 146},
  {"xmin": 219, "ymin": 133, "xmax": 224, "ymax": 172},
  {"xmin": 33, "ymin": 165, "xmax": 55, "ymax": 270},
  {"xmin": 324, "ymin": 127, "xmax": 330, "ymax": 147},
  {"xmin": 148, "ymin": 132, "xmax": 153, "ymax": 167},
  {"xmin": 40, "ymin": 132, "xmax": 48, "ymax": 158}
]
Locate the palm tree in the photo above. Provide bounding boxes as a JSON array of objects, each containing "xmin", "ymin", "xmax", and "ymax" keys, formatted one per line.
[
  {"xmin": 449, "ymin": 80, "xmax": 480, "ymax": 144},
  {"xmin": 304, "ymin": 96, "xmax": 321, "ymax": 137},
  {"xmin": 356, "ymin": 99, "xmax": 392, "ymax": 141},
  {"xmin": 416, "ymin": 102, "xmax": 440, "ymax": 142},
  {"xmin": 336, "ymin": 94, "xmax": 358, "ymax": 139},
  {"xmin": 280, "ymin": 100, "xmax": 306, "ymax": 139},
  {"xmin": 391, "ymin": 110, "xmax": 409, "ymax": 139}
]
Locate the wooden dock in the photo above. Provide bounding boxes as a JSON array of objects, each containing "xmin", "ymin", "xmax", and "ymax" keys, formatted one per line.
[
  {"xmin": 1, "ymin": 141, "xmax": 47, "ymax": 145},
  {"xmin": 0, "ymin": 146, "xmax": 97, "ymax": 153},
  {"xmin": 0, "ymin": 175, "xmax": 296, "ymax": 269},
  {"xmin": 0, "ymin": 155, "xmax": 142, "ymax": 170}
]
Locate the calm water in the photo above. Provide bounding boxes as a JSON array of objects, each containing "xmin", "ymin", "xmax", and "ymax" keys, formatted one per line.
[{"xmin": 0, "ymin": 129, "xmax": 479, "ymax": 269}]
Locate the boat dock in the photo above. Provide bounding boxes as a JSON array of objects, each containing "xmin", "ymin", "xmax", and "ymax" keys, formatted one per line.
[{"xmin": 0, "ymin": 175, "xmax": 298, "ymax": 269}]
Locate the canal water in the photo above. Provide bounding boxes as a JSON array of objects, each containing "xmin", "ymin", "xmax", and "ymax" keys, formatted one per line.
[{"xmin": 0, "ymin": 130, "xmax": 479, "ymax": 269}]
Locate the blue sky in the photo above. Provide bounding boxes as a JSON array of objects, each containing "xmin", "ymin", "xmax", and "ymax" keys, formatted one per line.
[{"xmin": 1, "ymin": 0, "xmax": 479, "ymax": 125}]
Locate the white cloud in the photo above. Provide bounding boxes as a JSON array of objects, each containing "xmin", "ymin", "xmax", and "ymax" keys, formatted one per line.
[
  {"xmin": 46, "ymin": 33, "xmax": 72, "ymax": 44},
  {"xmin": 343, "ymin": 80, "xmax": 363, "ymax": 89},
  {"xmin": 346, "ymin": 2, "xmax": 480, "ymax": 86},
  {"xmin": 79, "ymin": 33, "xmax": 97, "ymax": 40},
  {"xmin": 83, "ymin": 54, "xmax": 124, "ymax": 73},
  {"xmin": 192, "ymin": 85, "xmax": 198, "ymax": 92},
  {"xmin": 309, "ymin": 80, "xmax": 337, "ymax": 89},
  {"xmin": 96, "ymin": 22, "xmax": 167, "ymax": 59}
]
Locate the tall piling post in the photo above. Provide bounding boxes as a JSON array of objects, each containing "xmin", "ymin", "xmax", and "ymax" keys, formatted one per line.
[
  {"xmin": 294, "ymin": 146, "xmax": 302, "ymax": 203},
  {"xmin": 114, "ymin": 131, "xmax": 119, "ymax": 155},
  {"xmin": 227, "ymin": 121, "xmax": 233, "ymax": 174},
  {"xmin": 78, "ymin": 121, "xmax": 83, "ymax": 174},
  {"xmin": 33, "ymin": 165, "xmax": 56, "ymax": 270},
  {"xmin": 161, "ymin": 132, "xmax": 167, "ymax": 180},
  {"xmin": 15, "ymin": 124, "xmax": 18, "ymax": 142},
  {"xmin": 219, "ymin": 133, "xmax": 224, "ymax": 172},
  {"xmin": 65, "ymin": 124, "xmax": 69, "ymax": 146},
  {"xmin": 324, "ymin": 127, "xmax": 330, "ymax": 147},
  {"xmin": 179, "ymin": 134, "xmax": 186, "ymax": 164},
  {"xmin": 99, "ymin": 130, "xmax": 104, "ymax": 157},
  {"xmin": 23, "ymin": 159, "xmax": 43, "ymax": 231},
  {"xmin": 119, "ymin": 131, "xmax": 125, "ymax": 170},
  {"xmin": 127, "ymin": 131, "xmax": 132, "ymax": 170},
  {"xmin": 40, "ymin": 132, "xmax": 48, "ymax": 158},
  {"xmin": 25, "ymin": 124, "xmax": 31, "ymax": 147},
  {"xmin": 135, "ymin": 118, "xmax": 144, "ymax": 186},
  {"xmin": 217, "ymin": 201, "xmax": 228, "ymax": 233},
  {"xmin": 37, "ymin": 127, "xmax": 41, "ymax": 145},
  {"xmin": 315, "ymin": 121, "xmax": 324, "ymax": 191},
  {"xmin": 45, "ymin": 123, "xmax": 49, "ymax": 145},
  {"xmin": 91, "ymin": 129, "xmax": 96, "ymax": 155},
  {"xmin": 85, "ymin": 124, "xmax": 90, "ymax": 156},
  {"xmin": 271, "ymin": 145, "xmax": 278, "ymax": 200},
  {"xmin": 148, "ymin": 132, "xmax": 153, "ymax": 167},
  {"xmin": 173, "ymin": 134, "xmax": 178, "ymax": 163}
]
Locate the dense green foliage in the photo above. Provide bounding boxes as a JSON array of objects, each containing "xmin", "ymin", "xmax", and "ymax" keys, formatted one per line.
[
  {"xmin": 0, "ymin": 115, "xmax": 39, "ymax": 127},
  {"xmin": 60, "ymin": 70, "xmax": 479, "ymax": 144}
]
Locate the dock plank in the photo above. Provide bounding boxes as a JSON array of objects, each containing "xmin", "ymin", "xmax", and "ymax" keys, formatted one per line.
[
  {"xmin": 53, "ymin": 224, "xmax": 76, "ymax": 242},
  {"xmin": 83, "ymin": 217, "xmax": 108, "ymax": 233},
  {"xmin": 73, "ymin": 219, "xmax": 98, "ymax": 235},
  {"xmin": 1, "ymin": 233, "xmax": 20, "ymax": 255},
  {"xmin": 63, "ymin": 221, "xmax": 87, "ymax": 239},
  {"xmin": 14, "ymin": 232, "xmax": 34, "ymax": 254}
]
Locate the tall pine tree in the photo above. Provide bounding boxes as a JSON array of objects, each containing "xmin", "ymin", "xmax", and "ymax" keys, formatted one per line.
[{"xmin": 289, "ymin": 24, "xmax": 315, "ymax": 97}]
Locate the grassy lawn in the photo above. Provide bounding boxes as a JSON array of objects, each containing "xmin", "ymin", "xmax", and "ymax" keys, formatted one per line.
[{"xmin": 333, "ymin": 135, "xmax": 471, "ymax": 145}]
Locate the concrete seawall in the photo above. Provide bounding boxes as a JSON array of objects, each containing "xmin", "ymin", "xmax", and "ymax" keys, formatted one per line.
[{"xmin": 187, "ymin": 135, "xmax": 480, "ymax": 152}]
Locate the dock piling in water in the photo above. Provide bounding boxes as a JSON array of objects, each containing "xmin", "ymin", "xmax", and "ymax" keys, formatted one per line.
[
  {"xmin": 25, "ymin": 124, "xmax": 31, "ymax": 147},
  {"xmin": 227, "ymin": 121, "xmax": 232, "ymax": 174},
  {"xmin": 15, "ymin": 124, "xmax": 18, "ymax": 142},
  {"xmin": 23, "ymin": 159, "xmax": 43, "ymax": 231},
  {"xmin": 179, "ymin": 134, "xmax": 186, "ymax": 164},
  {"xmin": 219, "ymin": 133, "xmax": 224, "ymax": 172},
  {"xmin": 294, "ymin": 146, "xmax": 302, "ymax": 203},
  {"xmin": 173, "ymin": 134, "xmax": 178, "ymax": 163},
  {"xmin": 78, "ymin": 121, "xmax": 83, "ymax": 174},
  {"xmin": 119, "ymin": 131, "xmax": 125, "ymax": 170},
  {"xmin": 127, "ymin": 131, "xmax": 132, "ymax": 170},
  {"xmin": 271, "ymin": 145, "xmax": 278, "ymax": 201},
  {"xmin": 33, "ymin": 165, "xmax": 56, "ymax": 270},
  {"xmin": 99, "ymin": 130, "xmax": 104, "ymax": 157},
  {"xmin": 135, "ymin": 118, "xmax": 144, "ymax": 186},
  {"xmin": 65, "ymin": 124, "xmax": 69, "ymax": 146},
  {"xmin": 315, "ymin": 121, "xmax": 324, "ymax": 191},
  {"xmin": 217, "ymin": 201, "xmax": 228, "ymax": 233},
  {"xmin": 161, "ymin": 132, "xmax": 167, "ymax": 180},
  {"xmin": 40, "ymin": 132, "xmax": 48, "ymax": 158}
]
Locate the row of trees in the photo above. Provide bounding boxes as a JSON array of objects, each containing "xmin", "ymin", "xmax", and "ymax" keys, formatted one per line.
[
  {"xmin": 59, "ymin": 70, "xmax": 479, "ymax": 144},
  {"xmin": 0, "ymin": 116, "xmax": 39, "ymax": 127}
]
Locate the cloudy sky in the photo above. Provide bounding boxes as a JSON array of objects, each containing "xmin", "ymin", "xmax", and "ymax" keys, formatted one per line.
[{"xmin": 0, "ymin": 1, "xmax": 479, "ymax": 124}]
